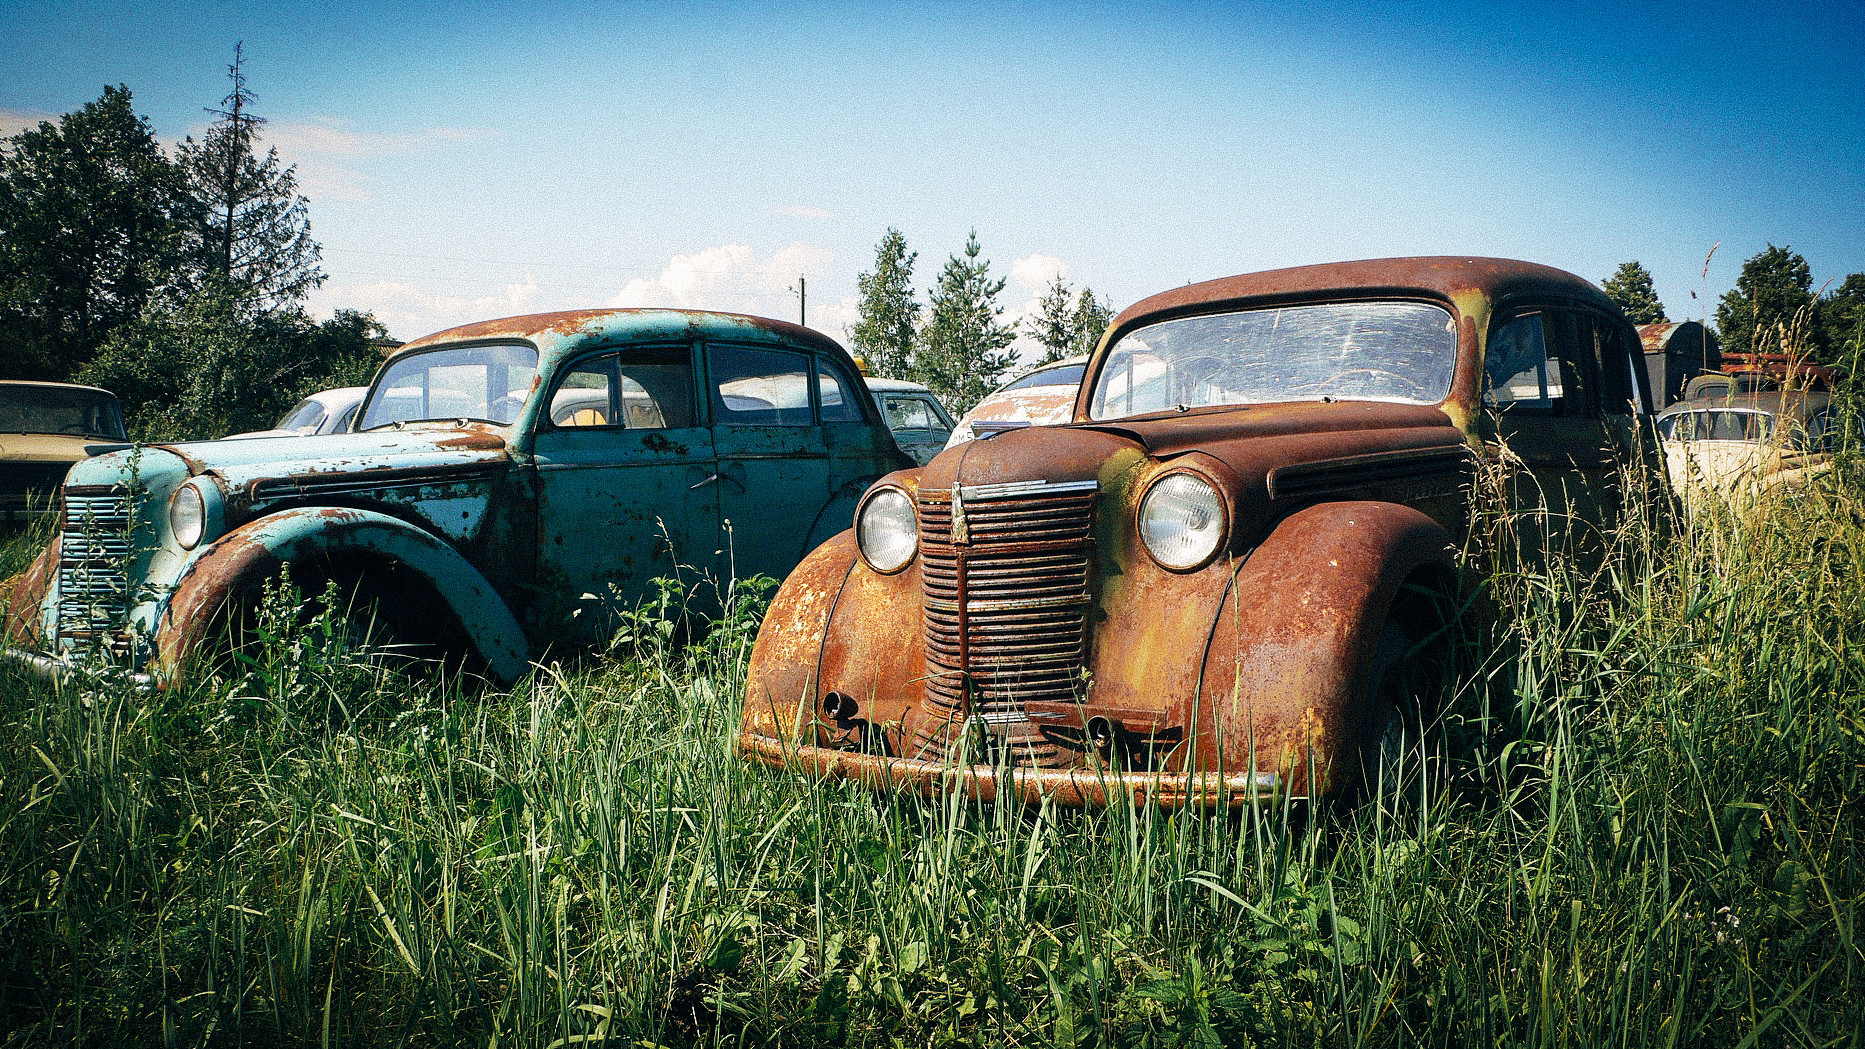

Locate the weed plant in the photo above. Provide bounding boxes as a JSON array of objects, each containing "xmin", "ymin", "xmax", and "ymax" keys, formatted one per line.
[{"xmin": 1, "ymin": 442, "xmax": 1862, "ymax": 1046}]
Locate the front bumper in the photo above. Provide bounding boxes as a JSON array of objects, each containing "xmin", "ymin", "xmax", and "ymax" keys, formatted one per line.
[
  {"xmin": 737, "ymin": 731, "xmax": 1283, "ymax": 809},
  {"xmin": 1, "ymin": 645, "xmax": 153, "ymax": 688}
]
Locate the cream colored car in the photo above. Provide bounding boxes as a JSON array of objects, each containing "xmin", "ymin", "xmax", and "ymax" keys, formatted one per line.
[
  {"xmin": 1655, "ymin": 392, "xmax": 1834, "ymax": 512},
  {"xmin": 0, "ymin": 381, "xmax": 128, "ymax": 524}
]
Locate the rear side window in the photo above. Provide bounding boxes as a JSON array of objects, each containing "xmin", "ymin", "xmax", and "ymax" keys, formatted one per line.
[
  {"xmin": 711, "ymin": 344, "xmax": 814, "ymax": 426},
  {"xmin": 548, "ymin": 346, "xmax": 695, "ymax": 429},
  {"xmin": 816, "ymin": 360, "xmax": 866, "ymax": 423}
]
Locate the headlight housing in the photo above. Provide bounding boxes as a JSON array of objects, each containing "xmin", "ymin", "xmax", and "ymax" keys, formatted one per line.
[
  {"xmin": 856, "ymin": 486, "xmax": 918, "ymax": 573},
  {"xmin": 169, "ymin": 481, "xmax": 207, "ymax": 550},
  {"xmin": 1138, "ymin": 472, "xmax": 1226, "ymax": 570}
]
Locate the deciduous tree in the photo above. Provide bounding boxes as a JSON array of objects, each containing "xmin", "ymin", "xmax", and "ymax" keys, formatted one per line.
[
  {"xmin": 848, "ymin": 228, "xmax": 919, "ymax": 379},
  {"xmin": 1716, "ymin": 245, "xmax": 1814, "ymax": 358},
  {"xmin": 1602, "ymin": 261, "xmax": 1667, "ymax": 325},
  {"xmin": 918, "ymin": 231, "xmax": 1017, "ymax": 413},
  {"xmin": 1069, "ymin": 286, "xmax": 1114, "ymax": 359},
  {"xmin": 0, "ymin": 85, "xmax": 187, "ymax": 380}
]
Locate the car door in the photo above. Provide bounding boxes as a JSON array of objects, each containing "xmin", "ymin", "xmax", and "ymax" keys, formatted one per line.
[
  {"xmin": 704, "ymin": 341, "xmax": 835, "ymax": 584},
  {"xmin": 1481, "ymin": 308, "xmax": 1648, "ymax": 532},
  {"xmin": 529, "ymin": 343, "xmax": 719, "ymax": 644}
]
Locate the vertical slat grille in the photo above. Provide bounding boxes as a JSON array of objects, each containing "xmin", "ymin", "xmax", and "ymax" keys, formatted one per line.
[
  {"xmin": 915, "ymin": 480, "xmax": 1097, "ymax": 767},
  {"xmin": 57, "ymin": 486, "xmax": 133, "ymax": 644}
]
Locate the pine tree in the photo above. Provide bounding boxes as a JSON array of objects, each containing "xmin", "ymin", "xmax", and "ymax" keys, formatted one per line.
[
  {"xmin": 918, "ymin": 231, "xmax": 1017, "ymax": 413},
  {"xmin": 176, "ymin": 43, "xmax": 324, "ymax": 310},
  {"xmin": 1716, "ymin": 245, "xmax": 1814, "ymax": 358},
  {"xmin": 849, "ymin": 228, "xmax": 919, "ymax": 378},
  {"xmin": 0, "ymin": 85, "xmax": 188, "ymax": 380},
  {"xmin": 1069, "ymin": 286, "xmax": 1114, "ymax": 358},
  {"xmin": 1602, "ymin": 261, "xmax": 1667, "ymax": 325},
  {"xmin": 1025, "ymin": 276, "xmax": 1076, "ymax": 365}
]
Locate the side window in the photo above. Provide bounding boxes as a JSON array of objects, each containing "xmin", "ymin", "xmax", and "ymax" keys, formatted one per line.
[
  {"xmin": 1483, "ymin": 312, "xmax": 1596, "ymax": 418},
  {"xmin": 1588, "ymin": 316, "xmax": 1639, "ymax": 415},
  {"xmin": 816, "ymin": 359, "xmax": 865, "ymax": 423},
  {"xmin": 549, "ymin": 347, "xmax": 695, "ymax": 429},
  {"xmin": 711, "ymin": 344, "xmax": 812, "ymax": 427},
  {"xmin": 885, "ymin": 396, "xmax": 939, "ymax": 431}
]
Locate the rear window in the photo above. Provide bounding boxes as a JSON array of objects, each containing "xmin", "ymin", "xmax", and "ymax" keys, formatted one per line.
[{"xmin": 1004, "ymin": 362, "xmax": 1086, "ymax": 392}]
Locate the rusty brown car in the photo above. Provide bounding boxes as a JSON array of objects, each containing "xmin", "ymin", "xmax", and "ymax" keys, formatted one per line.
[{"xmin": 738, "ymin": 257, "xmax": 1656, "ymax": 806}]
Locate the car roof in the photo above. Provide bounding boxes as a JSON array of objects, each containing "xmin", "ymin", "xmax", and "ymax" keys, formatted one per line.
[
  {"xmin": 1658, "ymin": 390, "xmax": 1831, "ymax": 419},
  {"xmin": 393, "ymin": 308, "xmax": 847, "ymax": 362},
  {"xmin": 864, "ymin": 378, "xmax": 936, "ymax": 394},
  {"xmin": 0, "ymin": 379, "xmax": 119, "ymax": 398},
  {"xmin": 1107, "ymin": 257, "xmax": 1618, "ymax": 341}
]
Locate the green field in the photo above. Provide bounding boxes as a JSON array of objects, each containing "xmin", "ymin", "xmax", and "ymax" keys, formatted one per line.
[{"xmin": 2, "ymin": 459, "xmax": 1862, "ymax": 1047}]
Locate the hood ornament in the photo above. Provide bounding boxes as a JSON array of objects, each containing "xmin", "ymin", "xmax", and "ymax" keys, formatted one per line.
[{"xmin": 950, "ymin": 483, "xmax": 969, "ymax": 545}]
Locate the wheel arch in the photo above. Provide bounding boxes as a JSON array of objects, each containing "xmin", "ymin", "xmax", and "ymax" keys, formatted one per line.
[
  {"xmin": 151, "ymin": 506, "xmax": 532, "ymax": 683},
  {"xmin": 1192, "ymin": 499, "xmax": 1460, "ymax": 795}
]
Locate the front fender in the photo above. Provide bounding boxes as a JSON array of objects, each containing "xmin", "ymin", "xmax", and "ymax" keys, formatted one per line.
[
  {"xmin": 1194, "ymin": 500, "xmax": 1457, "ymax": 795},
  {"xmin": 150, "ymin": 506, "xmax": 531, "ymax": 682}
]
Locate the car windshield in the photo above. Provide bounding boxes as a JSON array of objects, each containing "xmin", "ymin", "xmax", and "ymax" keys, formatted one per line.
[
  {"xmin": 1658, "ymin": 409, "xmax": 1776, "ymax": 443},
  {"xmin": 0, "ymin": 385, "xmax": 127, "ymax": 439},
  {"xmin": 277, "ymin": 398, "xmax": 326, "ymax": 432},
  {"xmin": 1088, "ymin": 301, "xmax": 1458, "ymax": 420},
  {"xmin": 1004, "ymin": 362, "xmax": 1086, "ymax": 391},
  {"xmin": 358, "ymin": 343, "xmax": 540, "ymax": 429}
]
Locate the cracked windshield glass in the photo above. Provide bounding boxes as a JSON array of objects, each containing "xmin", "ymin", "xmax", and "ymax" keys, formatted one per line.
[{"xmin": 1089, "ymin": 301, "xmax": 1458, "ymax": 419}]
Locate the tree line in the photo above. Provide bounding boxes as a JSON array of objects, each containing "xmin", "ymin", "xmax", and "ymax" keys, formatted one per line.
[
  {"xmin": 848, "ymin": 228, "xmax": 1113, "ymax": 415},
  {"xmin": 1603, "ymin": 251, "xmax": 1865, "ymax": 365},
  {"xmin": 0, "ymin": 49, "xmax": 385, "ymax": 439}
]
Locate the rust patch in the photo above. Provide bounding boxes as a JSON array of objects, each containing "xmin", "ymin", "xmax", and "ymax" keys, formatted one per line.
[{"xmin": 0, "ymin": 536, "xmax": 61, "ymax": 645}]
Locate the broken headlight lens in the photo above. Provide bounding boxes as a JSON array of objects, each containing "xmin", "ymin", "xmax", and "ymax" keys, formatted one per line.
[
  {"xmin": 857, "ymin": 486, "xmax": 917, "ymax": 573},
  {"xmin": 1138, "ymin": 472, "xmax": 1225, "ymax": 570}
]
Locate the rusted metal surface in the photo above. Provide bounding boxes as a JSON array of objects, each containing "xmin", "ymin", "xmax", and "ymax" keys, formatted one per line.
[
  {"xmin": 741, "ymin": 256, "xmax": 1646, "ymax": 806},
  {"xmin": 0, "ymin": 536, "xmax": 60, "ymax": 645}
]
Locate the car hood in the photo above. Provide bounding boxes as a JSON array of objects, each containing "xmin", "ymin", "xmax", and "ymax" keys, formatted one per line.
[
  {"xmin": 151, "ymin": 424, "xmax": 512, "ymax": 498},
  {"xmin": 0, "ymin": 433, "xmax": 131, "ymax": 464}
]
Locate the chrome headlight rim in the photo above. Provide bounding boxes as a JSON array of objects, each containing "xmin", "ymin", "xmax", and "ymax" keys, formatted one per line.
[
  {"xmin": 1136, "ymin": 469, "xmax": 1228, "ymax": 572},
  {"xmin": 855, "ymin": 485, "xmax": 919, "ymax": 574}
]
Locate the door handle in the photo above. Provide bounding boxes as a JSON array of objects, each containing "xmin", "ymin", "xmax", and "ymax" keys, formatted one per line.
[{"xmin": 690, "ymin": 472, "xmax": 722, "ymax": 491}]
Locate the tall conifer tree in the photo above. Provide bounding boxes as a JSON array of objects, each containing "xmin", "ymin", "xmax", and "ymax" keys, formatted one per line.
[{"xmin": 918, "ymin": 230, "xmax": 1017, "ymax": 413}]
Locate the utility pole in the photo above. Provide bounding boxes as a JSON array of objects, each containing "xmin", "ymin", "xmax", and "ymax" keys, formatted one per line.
[{"xmin": 790, "ymin": 275, "xmax": 807, "ymax": 327}]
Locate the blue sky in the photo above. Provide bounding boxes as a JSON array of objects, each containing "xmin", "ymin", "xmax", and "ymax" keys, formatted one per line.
[{"xmin": 4, "ymin": 0, "xmax": 1863, "ymax": 353}]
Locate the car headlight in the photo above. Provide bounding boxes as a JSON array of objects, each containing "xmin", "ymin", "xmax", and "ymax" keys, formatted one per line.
[
  {"xmin": 856, "ymin": 486, "xmax": 918, "ymax": 573},
  {"xmin": 1138, "ymin": 472, "xmax": 1226, "ymax": 570},
  {"xmin": 170, "ymin": 482, "xmax": 207, "ymax": 549}
]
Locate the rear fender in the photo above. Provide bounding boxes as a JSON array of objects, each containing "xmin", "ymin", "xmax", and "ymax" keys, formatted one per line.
[
  {"xmin": 151, "ymin": 506, "xmax": 531, "ymax": 682},
  {"xmin": 1192, "ymin": 501, "xmax": 1457, "ymax": 795}
]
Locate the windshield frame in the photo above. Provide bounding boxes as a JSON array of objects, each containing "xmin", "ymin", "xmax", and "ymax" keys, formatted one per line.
[
  {"xmin": 0, "ymin": 384, "xmax": 128, "ymax": 440},
  {"xmin": 357, "ymin": 340, "xmax": 542, "ymax": 431},
  {"xmin": 1086, "ymin": 297, "xmax": 1459, "ymax": 422}
]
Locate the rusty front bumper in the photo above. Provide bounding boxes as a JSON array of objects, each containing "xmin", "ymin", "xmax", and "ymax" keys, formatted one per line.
[{"xmin": 737, "ymin": 730, "xmax": 1283, "ymax": 809}]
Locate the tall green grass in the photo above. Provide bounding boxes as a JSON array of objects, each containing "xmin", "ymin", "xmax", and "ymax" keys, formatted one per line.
[{"xmin": 2, "ymin": 451, "xmax": 1862, "ymax": 1046}]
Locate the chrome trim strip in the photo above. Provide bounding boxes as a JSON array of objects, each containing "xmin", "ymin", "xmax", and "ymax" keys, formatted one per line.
[{"xmin": 956, "ymin": 478, "xmax": 1100, "ymax": 501}]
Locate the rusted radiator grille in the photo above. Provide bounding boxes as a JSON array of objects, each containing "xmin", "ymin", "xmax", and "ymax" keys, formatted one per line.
[
  {"xmin": 914, "ymin": 479, "xmax": 1098, "ymax": 767},
  {"xmin": 57, "ymin": 486, "xmax": 133, "ymax": 644}
]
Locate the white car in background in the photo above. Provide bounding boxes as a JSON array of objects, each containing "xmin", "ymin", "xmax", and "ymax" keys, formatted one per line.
[
  {"xmin": 227, "ymin": 386, "xmax": 369, "ymax": 439},
  {"xmin": 945, "ymin": 356, "xmax": 1087, "ymax": 448}
]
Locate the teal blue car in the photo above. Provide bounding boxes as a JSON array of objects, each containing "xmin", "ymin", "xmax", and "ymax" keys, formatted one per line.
[{"xmin": 1, "ymin": 309, "xmax": 909, "ymax": 683}]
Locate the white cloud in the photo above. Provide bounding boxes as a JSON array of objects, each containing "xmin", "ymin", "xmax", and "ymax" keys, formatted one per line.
[
  {"xmin": 1011, "ymin": 253, "xmax": 1069, "ymax": 291},
  {"xmin": 609, "ymin": 241, "xmax": 837, "ymax": 328},
  {"xmin": 256, "ymin": 116, "xmax": 497, "ymax": 205},
  {"xmin": 306, "ymin": 274, "xmax": 553, "ymax": 342},
  {"xmin": 0, "ymin": 108, "xmax": 51, "ymax": 139},
  {"xmin": 778, "ymin": 204, "xmax": 835, "ymax": 220}
]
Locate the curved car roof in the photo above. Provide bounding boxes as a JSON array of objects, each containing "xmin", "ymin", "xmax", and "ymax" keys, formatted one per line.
[
  {"xmin": 395, "ymin": 308, "xmax": 847, "ymax": 362},
  {"xmin": 1657, "ymin": 391, "xmax": 1830, "ymax": 421},
  {"xmin": 1108, "ymin": 257, "xmax": 1618, "ymax": 343},
  {"xmin": 0, "ymin": 379, "xmax": 120, "ymax": 398}
]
